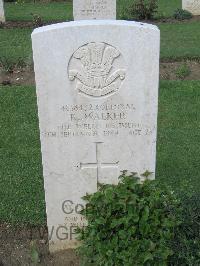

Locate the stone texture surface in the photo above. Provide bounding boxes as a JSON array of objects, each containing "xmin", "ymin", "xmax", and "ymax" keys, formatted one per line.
[
  {"xmin": 0, "ymin": 0, "xmax": 5, "ymax": 22},
  {"xmin": 182, "ymin": 0, "xmax": 200, "ymax": 15},
  {"xmin": 73, "ymin": 0, "xmax": 116, "ymax": 20},
  {"xmin": 32, "ymin": 20, "xmax": 160, "ymax": 253}
]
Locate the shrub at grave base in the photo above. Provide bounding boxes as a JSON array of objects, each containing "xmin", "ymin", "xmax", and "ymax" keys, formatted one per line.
[
  {"xmin": 175, "ymin": 64, "xmax": 191, "ymax": 80},
  {"xmin": 119, "ymin": 0, "xmax": 158, "ymax": 20},
  {"xmin": 173, "ymin": 9, "xmax": 193, "ymax": 20},
  {"xmin": 76, "ymin": 172, "xmax": 181, "ymax": 266},
  {"xmin": 31, "ymin": 13, "xmax": 44, "ymax": 27}
]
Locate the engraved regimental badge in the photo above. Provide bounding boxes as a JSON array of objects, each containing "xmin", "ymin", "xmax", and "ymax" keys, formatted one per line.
[{"xmin": 68, "ymin": 42, "xmax": 126, "ymax": 97}]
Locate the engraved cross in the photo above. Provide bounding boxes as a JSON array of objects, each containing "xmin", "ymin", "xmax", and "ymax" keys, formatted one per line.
[{"xmin": 80, "ymin": 142, "xmax": 119, "ymax": 184}]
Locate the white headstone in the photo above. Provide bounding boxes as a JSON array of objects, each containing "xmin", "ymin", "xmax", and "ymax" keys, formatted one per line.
[
  {"xmin": 0, "ymin": 0, "xmax": 5, "ymax": 23},
  {"xmin": 73, "ymin": 0, "xmax": 116, "ymax": 20},
  {"xmin": 182, "ymin": 0, "xmax": 200, "ymax": 15},
  {"xmin": 32, "ymin": 20, "xmax": 160, "ymax": 253}
]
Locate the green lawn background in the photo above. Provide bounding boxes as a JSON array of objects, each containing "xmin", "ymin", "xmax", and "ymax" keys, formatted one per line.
[
  {"xmin": 0, "ymin": 0, "xmax": 199, "ymax": 66},
  {"xmin": 0, "ymin": 81, "xmax": 200, "ymax": 224},
  {"xmin": 4, "ymin": 0, "xmax": 181, "ymax": 21},
  {"xmin": 1, "ymin": 21, "xmax": 200, "ymax": 67},
  {"xmin": 0, "ymin": 0, "xmax": 200, "ymax": 225}
]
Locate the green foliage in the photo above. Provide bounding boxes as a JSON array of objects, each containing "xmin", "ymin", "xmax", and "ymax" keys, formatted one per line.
[
  {"xmin": 156, "ymin": 0, "xmax": 181, "ymax": 19},
  {"xmin": 134, "ymin": 0, "xmax": 158, "ymax": 19},
  {"xmin": 30, "ymin": 241, "xmax": 40, "ymax": 264},
  {"xmin": 31, "ymin": 13, "xmax": 43, "ymax": 27},
  {"xmin": 173, "ymin": 8, "xmax": 193, "ymax": 20},
  {"xmin": 119, "ymin": 0, "xmax": 158, "ymax": 20},
  {"xmin": 175, "ymin": 64, "xmax": 191, "ymax": 79},
  {"xmin": 1, "ymin": 57, "xmax": 26, "ymax": 73},
  {"xmin": 77, "ymin": 172, "xmax": 181, "ymax": 266},
  {"xmin": 16, "ymin": 0, "xmax": 25, "ymax": 4}
]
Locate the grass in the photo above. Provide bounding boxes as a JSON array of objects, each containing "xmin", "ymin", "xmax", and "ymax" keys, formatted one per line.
[
  {"xmin": 175, "ymin": 64, "xmax": 191, "ymax": 79},
  {"xmin": 1, "ymin": 0, "xmax": 199, "ymax": 66},
  {"xmin": 0, "ymin": 85, "xmax": 45, "ymax": 225},
  {"xmin": 4, "ymin": 0, "xmax": 181, "ymax": 22},
  {"xmin": 160, "ymin": 21, "xmax": 200, "ymax": 61},
  {"xmin": 0, "ymin": 28, "xmax": 32, "ymax": 68},
  {"xmin": 5, "ymin": 2, "xmax": 73, "ymax": 22},
  {"xmin": 0, "ymin": 81, "xmax": 200, "ymax": 224},
  {"xmin": 1, "ymin": 20, "xmax": 200, "ymax": 68},
  {"xmin": 0, "ymin": 0, "xmax": 199, "ymax": 224},
  {"xmin": 157, "ymin": 81, "xmax": 200, "ymax": 196},
  {"xmin": 157, "ymin": 0, "xmax": 181, "ymax": 18}
]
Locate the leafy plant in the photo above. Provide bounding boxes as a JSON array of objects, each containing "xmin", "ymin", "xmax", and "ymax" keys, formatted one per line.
[
  {"xmin": 31, "ymin": 13, "xmax": 44, "ymax": 27},
  {"xmin": 76, "ymin": 172, "xmax": 181, "ymax": 266},
  {"xmin": 16, "ymin": 0, "xmax": 25, "ymax": 4},
  {"xmin": 0, "ymin": 57, "xmax": 26, "ymax": 73},
  {"xmin": 0, "ymin": 22, "xmax": 4, "ymax": 28},
  {"xmin": 0, "ymin": 58, "xmax": 15, "ymax": 73},
  {"xmin": 175, "ymin": 64, "xmax": 191, "ymax": 79},
  {"xmin": 119, "ymin": 0, "xmax": 158, "ymax": 20},
  {"xmin": 30, "ymin": 240, "xmax": 40, "ymax": 264},
  {"xmin": 173, "ymin": 9, "xmax": 193, "ymax": 20}
]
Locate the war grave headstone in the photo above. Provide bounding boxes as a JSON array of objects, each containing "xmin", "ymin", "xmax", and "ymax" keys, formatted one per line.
[
  {"xmin": 0, "ymin": 0, "xmax": 5, "ymax": 23},
  {"xmin": 73, "ymin": 0, "xmax": 116, "ymax": 20},
  {"xmin": 32, "ymin": 0, "xmax": 160, "ymax": 253},
  {"xmin": 182, "ymin": 0, "xmax": 200, "ymax": 15}
]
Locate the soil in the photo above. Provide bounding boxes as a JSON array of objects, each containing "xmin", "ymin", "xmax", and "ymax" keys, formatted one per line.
[
  {"xmin": 0, "ymin": 66, "xmax": 35, "ymax": 87},
  {"xmin": 1, "ymin": 21, "xmax": 63, "ymax": 29},
  {"xmin": 0, "ymin": 223, "xmax": 80, "ymax": 266},
  {"xmin": 0, "ymin": 61, "xmax": 200, "ymax": 87},
  {"xmin": 160, "ymin": 61, "xmax": 200, "ymax": 80}
]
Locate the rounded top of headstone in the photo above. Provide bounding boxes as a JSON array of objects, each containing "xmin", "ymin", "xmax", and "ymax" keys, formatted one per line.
[{"xmin": 32, "ymin": 20, "xmax": 159, "ymax": 36}]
